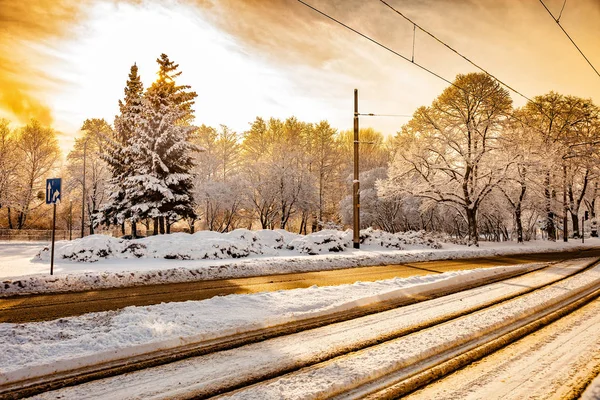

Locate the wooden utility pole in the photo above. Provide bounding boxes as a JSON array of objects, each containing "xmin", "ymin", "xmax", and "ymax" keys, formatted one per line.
[
  {"xmin": 353, "ymin": 89, "xmax": 360, "ymax": 249},
  {"xmin": 69, "ymin": 200, "xmax": 72, "ymax": 240},
  {"xmin": 563, "ymin": 163, "xmax": 568, "ymax": 242},
  {"xmin": 81, "ymin": 139, "xmax": 87, "ymax": 238}
]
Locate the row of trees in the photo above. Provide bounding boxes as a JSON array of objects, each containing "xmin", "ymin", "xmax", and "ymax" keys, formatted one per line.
[
  {"xmin": 1, "ymin": 68, "xmax": 599, "ymax": 246},
  {"xmin": 380, "ymin": 73, "xmax": 600, "ymax": 245}
]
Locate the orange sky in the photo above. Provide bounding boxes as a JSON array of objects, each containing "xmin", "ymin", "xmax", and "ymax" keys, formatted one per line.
[{"xmin": 1, "ymin": 0, "xmax": 599, "ymax": 154}]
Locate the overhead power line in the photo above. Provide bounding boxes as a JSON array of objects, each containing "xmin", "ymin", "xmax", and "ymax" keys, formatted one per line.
[
  {"xmin": 557, "ymin": 0, "xmax": 567, "ymax": 22},
  {"xmin": 295, "ymin": 0, "xmax": 548, "ymax": 128},
  {"xmin": 538, "ymin": 0, "xmax": 600, "ymax": 80},
  {"xmin": 296, "ymin": 0, "xmax": 457, "ymax": 90},
  {"xmin": 377, "ymin": 0, "xmax": 536, "ymax": 105}
]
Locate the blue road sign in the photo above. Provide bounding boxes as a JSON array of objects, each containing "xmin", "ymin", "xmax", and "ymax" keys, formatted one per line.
[{"xmin": 46, "ymin": 178, "xmax": 62, "ymax": 205}]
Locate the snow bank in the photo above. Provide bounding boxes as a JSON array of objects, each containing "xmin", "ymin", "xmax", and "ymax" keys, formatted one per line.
[
  {"xmin": 35, "ymin": 228, "xmax": 443, "ymax": 262},
  {"xmin": 2, "ymin": 233, "xmax": 599, "ymax": 297},
  {"xmin": 287, "ymin": 229, "xmax": 350, "ymax": 254}
]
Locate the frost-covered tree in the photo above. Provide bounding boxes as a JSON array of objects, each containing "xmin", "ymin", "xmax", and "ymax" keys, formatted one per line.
[
  {"xmin": 12, "ymin": 120, "xmax": 61, "ymax": 229},
  {"xmin": 191, "ymin": 124, "xmax": 242, "ymax": 232},
  {"xmin": 310, "ymin": 121, "xmax": 340, "ymax": 229},
  {"xmin": 100, "ymin": 63, "xmax": 144, "ymax": 236},
  {"xmin": 0, "ymin": 119, "xmax": 19, "ymax": 216},
  {"xmin": 195, "ymin": 179, "xmax": 245, "ymax": 232},
  {"xmin": 562, "ymin": 101, "xmax": 600, "ymax": 237},
  {"xmin": 241, "ymin": 117, "xmax": 282, "ymax": 229},
  {"xmin": 241, "ymin": 117, "xmax": 314, "ymax": 230},
  {"xmin": 381, "ymin": 73, "xmax": 512, "ymax": 246},
  {"xmin": 519, "ymin": 92, "xmax": 595, "ymax": 240},
  {"xmin": 494, "ymin": 109, "xmax": 545, "ymax": 242},
  {"xmin": 337, "ymin": 127, "xmax": 391, "ymax": 232},
  {"xmin": 68, "ymin": 118, "xmax": 112, "ymax": 235},
  {"xmin": 127, "ymin": 54, "xmax": 199, "ymax": 234}
]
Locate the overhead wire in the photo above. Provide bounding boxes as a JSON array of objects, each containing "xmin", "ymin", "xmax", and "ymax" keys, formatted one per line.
[
  {"xmin": 295, "ymin": 0, "xmax": 549, "ymax": 129},
  {"xmin": 378, "ymin": 0, "xmax": 536, "ymax": 105},
  {"xmin": 538, "ymin": 0, "xmax": 600, "ymax": 80},
  {"xmin": 557, "ymin": 0, "xmax": 567, "ymax": 22},
  {"xmin": 296, "ymin": 0, "xmax": 458, "ymax": 90}
]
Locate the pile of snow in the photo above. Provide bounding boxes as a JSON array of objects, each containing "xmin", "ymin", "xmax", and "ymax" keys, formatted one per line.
[
  {"xmin": 360, "ymin": 228, "xmax": 442, "ymax": 249},
  {"xmin": 287, "ymin": 230, "xmax": 349, "ymax": 254},
  {"xmin": 35, "ymin": 228, "xmax": 443, "ymax": 263}
]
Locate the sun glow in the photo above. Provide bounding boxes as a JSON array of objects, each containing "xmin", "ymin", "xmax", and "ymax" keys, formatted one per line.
[{"xmin": 47, "ymin": 1, "xmax": 299, "ymax": 154}]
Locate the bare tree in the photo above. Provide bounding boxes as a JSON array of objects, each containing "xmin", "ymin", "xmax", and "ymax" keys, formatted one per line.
[
  {"xmin": 381, "ymin": 73, "xmax": 512, "ymax": 246},
  {"xmin": 68, "ymin": 118, "xmax": 113, "ymax": 235},
  {"xmin": 12, "ymin": 120, "xmax": 61, "ymax": 229},
  {"xmin": 0, "ymin": 119, "xmax": 19, "ymax": 225}
]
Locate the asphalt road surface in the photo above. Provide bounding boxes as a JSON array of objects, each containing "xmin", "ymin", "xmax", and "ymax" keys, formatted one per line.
[{"xmin": 2, "ymin": 248, "xmax": 600, "ymax": 323}]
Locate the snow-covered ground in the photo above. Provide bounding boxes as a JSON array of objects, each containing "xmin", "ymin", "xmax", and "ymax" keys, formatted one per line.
[
  {"xmin": 2, "ymin": 231, "xmax": 600, "ymax": 397},
  {"xmin": 1, "ymin": 229, "xmax": 600, "ymax": 296},
  {"xmin": 11, "ymin": 258, "xmax": 600, "ymax": 399},
  {"xmin": 0, "ymin": 263, "xmax": 543, "ymax": 384}
]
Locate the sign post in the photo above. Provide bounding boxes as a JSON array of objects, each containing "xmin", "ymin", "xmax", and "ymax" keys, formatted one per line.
[{"xmin": 46, "ymin": 178, "xmax": 62, "ymax": 275}]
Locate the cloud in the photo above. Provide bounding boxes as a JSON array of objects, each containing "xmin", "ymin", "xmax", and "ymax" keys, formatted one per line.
[{"xmin": 0, "ymin": 0, "xmax": 88, "ymax": 125}]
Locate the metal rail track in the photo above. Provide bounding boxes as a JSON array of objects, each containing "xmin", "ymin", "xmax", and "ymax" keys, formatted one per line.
[{"xmin": 217, "ymin": 259, "xmax": 600, "ymax": 399}]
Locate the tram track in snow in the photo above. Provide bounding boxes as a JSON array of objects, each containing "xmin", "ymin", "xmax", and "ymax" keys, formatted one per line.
[
  {"xmin": 9, "ymin": 256, "xmax": 600, "ymax": 399},
  {"xmin": 1, "ymin": 259, "xmax": 557, "ymax": 400}
]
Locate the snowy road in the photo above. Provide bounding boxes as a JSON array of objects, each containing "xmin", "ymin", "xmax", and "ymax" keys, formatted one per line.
[
  {"xmin": 0, "ymin": 258, "xmax": 540, "ymax": 323},
  {"xmin": 5, "ymin": 249, "xmax": 600, "ymax": 323},
  {"xmin": 26, "ymin": 258, "xmax": 600, "ymax": 399}
]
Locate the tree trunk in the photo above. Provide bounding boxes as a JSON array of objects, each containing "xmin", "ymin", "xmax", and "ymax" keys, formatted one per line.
[
  {"xmin": 515, "ymin": 205, "xmax": 523, "ymax": 243},
  {"xmin": 280, "ymin": 212, "xmax": 287, "ymax": 230},
  {"xmin": 153, "ymin": 217, "xmax": 159, "ymax": 235},
  {"xmin": 7, "ymin": 207, "xmax": 13, "ymax": 229},
  {"xmin": 318, "ymin": 173, "xmax": 324, "ymax": 225},
  {"xmin": 131, "ymin": 221, "xmax": 137, "ymax": 238},
  {"xmin": 466, "ymin": 207, "xmax": 478, "ymax": 246},
  {"xmin": 159, "ymin": 216, "xmax": 165, "ymax": 234},
  {"xmin": 515, "ymin": 180, "xmax": 527, "ymax": 243},
  {"xmin": 89, "ymin": 214, "xmax": 94, "ymax": 235},
  {"xmin": 121, "ymin": 222, "xmax": 125, "ymax": 236},
  {"xmin": 571, "ymin": 211, "xmax": 579, "ymax": 238}
]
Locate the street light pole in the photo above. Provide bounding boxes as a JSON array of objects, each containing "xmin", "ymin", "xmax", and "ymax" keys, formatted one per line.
[{"xmin": 353, "ymin": 89, "xmax": 360, "ymax": 249}]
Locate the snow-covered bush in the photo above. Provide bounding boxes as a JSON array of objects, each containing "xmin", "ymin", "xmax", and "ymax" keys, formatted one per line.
[
  {"xmin": 286, "ymin": 230, "xmax": 350, "ymax": 255},
  {"xmin": 360, "ymin": 228, "xmax": 404, "ymax": 249},
  {"xmin": 34, "ymin": 228, "xmax": 446, "ymax": 263},
  {"xmin": 255, "ymin": 229, "xmax": 286, "ymax": 250},
  {"xmin": 394, "ymin": 230, "xmax": 443, "ymax": 249},
  {"xmin": 36, "ymin": 235, "xmax": 123, "ymax": 263}
]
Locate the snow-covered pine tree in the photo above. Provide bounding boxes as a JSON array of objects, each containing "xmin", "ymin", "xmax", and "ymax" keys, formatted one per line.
[
  {"xmin": 127, "ymin": 54, "xmax": 198, "ymax": 234},
  {"xmin": 99, "ymin": 63, "xmax": 144, "ymax": 235}
]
